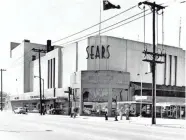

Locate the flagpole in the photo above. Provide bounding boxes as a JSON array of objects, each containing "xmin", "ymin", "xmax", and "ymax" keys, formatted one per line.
[
  {"xmin": 99, "ymin": 0, "xmax": 102, "ymax": 36},
  {"xmin": 99, "ymin": 0, "xmax": 102, "ymax": 70},
  {"xmin": 179, "ymin": 17, "xmax": 181, "ymax": 48}
]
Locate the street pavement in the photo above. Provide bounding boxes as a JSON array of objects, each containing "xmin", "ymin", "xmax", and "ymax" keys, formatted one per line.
[{"xmin": 0, "ymin": 111, "xmax": 185, "ymax": 140}]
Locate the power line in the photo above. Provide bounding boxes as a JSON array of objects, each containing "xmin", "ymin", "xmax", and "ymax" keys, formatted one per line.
[
  {"xmin": 101, "ymin": 12, "xmax": 152, "ymax": 35},
  {"xmin": 58, "ymin": 11, "xmax": 151, "ymax": 47},
  {"xmin": 56, "ymin": 0, "xmax": 174, "ymax": 47},
  {"xmin": 8, "ymin": 49, "xmax": 33, "ymax": 69},
  {"xmin": 52, "ymin": 5, "xmax": 137, "ymax": 44},
  {"xmin": 32, "ymin": 48, "xmax": 47, "ymax": 116},
  {"xmin": 1, "ymin": 69, "xmax": 6, "ymax": 111},
  {"xmin": 7, "ymin": 50, "xmax": 47, "ymax": 70},
  {"xmin": 54, "ymin": 0, "xmax": 176, "ymax": 47}
]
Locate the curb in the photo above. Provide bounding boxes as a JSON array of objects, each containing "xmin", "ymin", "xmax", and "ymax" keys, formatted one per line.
[
  {"xmin": 77, "ymin": 116, "xmax": 186, "ymax": 129},
  {"xmin": 127, "ymin": 121, "xmax": 185, "ymax": 129}
]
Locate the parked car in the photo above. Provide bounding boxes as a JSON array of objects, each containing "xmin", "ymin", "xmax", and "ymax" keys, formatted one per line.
[
  {"xmin": 14, "ymin": 107, "xmax": 27, "ymax": 114},
  {"xmin": 29, "ymin": 108, "xmax": 39, "ymax": 113},
  {"xmin": 48, "ymin": 108, "xmax": 67, "ymax": 115}
]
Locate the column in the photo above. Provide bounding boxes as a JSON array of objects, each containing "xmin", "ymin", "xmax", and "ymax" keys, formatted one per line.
[
  {"xmin": 108, "ymin": 88, "xmax": 112, "ymax": 117},
  {"xmin": 79, "ymin": 88, "xmax": 83, "ymax": 116}
]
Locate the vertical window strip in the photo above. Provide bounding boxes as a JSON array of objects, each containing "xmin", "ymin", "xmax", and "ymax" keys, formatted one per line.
[
  {"xmin": 53, "ymin": 58, "xmax": 55, "ymax": 88},
  {"xmin": 175, "ymin": 56, "xmax": 177, "ymax": 86},
  {"xmin": 164, "ymin": 55, "xmax": 167, "ymax": 85},
  {"xmin": 169, "ymin": 55, "xmax": 172, "ymax": 85},
  {"xmin": 51, "ymin": 59, "xmax": 53, "ymax": 88},
  {"xmin": 48, "ymin": 60, "xmax": 50, "ymax": 89}
]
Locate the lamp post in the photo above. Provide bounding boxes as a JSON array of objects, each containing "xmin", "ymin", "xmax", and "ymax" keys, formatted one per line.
[
  {"xmin": 34, "ymin": 76, "xmax": 44, "ymax": 100},
  {"xmin": 137, "ymin": 72, "xmax": 150, "ymax": 117}
]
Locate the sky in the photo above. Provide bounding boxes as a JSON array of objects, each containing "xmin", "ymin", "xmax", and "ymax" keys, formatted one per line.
[{"xmin": 0, "ymin": 0, "xmax": 185, "ymax": 93}]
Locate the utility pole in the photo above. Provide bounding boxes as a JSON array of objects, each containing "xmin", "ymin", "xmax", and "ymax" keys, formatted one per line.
[
  {"xmin": 1, "ymin": 69, "xmax": 6, "ymax": 111},
  {"xmin": 32, "ymin": 48, "xmax": 46, "ymax": 115},
  {"xmin": 65, "ymin": 87, "xmax": 72, "ymax": 115},
  {"xmin": 138, "ymin": 1, "xmax": 165, "ymax": 125},
  {"xmin": 179, "ymin": 17, "xmax": 182, "ymax": 48}
]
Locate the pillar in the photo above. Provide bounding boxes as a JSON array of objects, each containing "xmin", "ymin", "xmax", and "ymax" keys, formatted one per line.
[{"xmin": 108, "ymin": 88, "xmax": 112, "ymax": 117}]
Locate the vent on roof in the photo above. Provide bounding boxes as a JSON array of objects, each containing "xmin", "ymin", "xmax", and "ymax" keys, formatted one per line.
[
  {"xmin": 24, "ymin": 39, "xmax": 30, "ymax": 43},
  {"xmin": 47, "ymin": 40, "xmax": 54, "ymax": 52}
]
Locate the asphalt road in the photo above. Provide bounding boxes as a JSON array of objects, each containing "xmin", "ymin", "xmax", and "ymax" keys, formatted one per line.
[{"xmin": 0, "ymin": 112, "xmax": 185, "ymax": 140}]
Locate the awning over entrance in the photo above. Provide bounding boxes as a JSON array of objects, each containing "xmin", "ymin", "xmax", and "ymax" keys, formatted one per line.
[
  {"xmin": 131, "ymin": 82, "xmax": 185, "ymax": 93},
  {"xmin": 131, "ymin": 82, "xmax": 185, "ymax": 103}
]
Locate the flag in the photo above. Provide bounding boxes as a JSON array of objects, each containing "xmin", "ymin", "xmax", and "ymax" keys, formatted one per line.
[{"xmin": 103, "ymin": 0, "xmax": 121, "ymax": 10}]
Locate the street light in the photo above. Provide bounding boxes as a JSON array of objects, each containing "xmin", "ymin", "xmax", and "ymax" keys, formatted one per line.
[
  {"xmin": 34, "ymin": 76, "xmax": 44, "ymax": 100},
  {"xmin": 137, "ymin": 72, "xmax": 151, "ymax": 117}
]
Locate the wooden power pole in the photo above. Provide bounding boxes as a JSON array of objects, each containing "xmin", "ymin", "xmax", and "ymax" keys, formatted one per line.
[
  {"xmin": 1, "ymin": 69, "xmax": 6, "ymax": 111},
  {"xmin": 32, "ymin": 48, "xmax": 46, "ymax": 115},
  {"xmin": 138, "ymin": 1, "xmax": 165, "ymax": 125}
]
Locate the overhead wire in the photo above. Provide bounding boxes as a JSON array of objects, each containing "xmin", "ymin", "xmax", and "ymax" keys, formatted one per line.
[
  {"xmin": 101, "ymin": 12, "xmax": 152, "ymax": 35},
  {"xmin": 58, "ymin": 1, "xmax": 172, "ymax": 48},
  {"xmin": 143, "ymin": 5, "xmax": 147, "ymax": 59},
  {"xmin": 8, "ymin": 2, "xmax": 174, "ymax": 70},
  {"xmin": 58, "ymin": 10, "xmax": 151, "ymax": 47},
  {"xmin": 162, "ymin": 10, "xmax": 165, "ymax": 54},
  {"xmin": 8, "ymin": 52, "xmax": 34, "ymax": 70},
  {"xmin": 52, "ymin": 5, "xmax": 137, "ymax": 44},
  {"xmin": 156, "ymin": 9, "xmax": 162, "ymax": 61},
  {"xmin": 156, "ymin": 9, "xmax": 159, "ymax": 58},
  {"xmin": 7, "ymin": 48, "xmax": 33, "ymax": 70}
]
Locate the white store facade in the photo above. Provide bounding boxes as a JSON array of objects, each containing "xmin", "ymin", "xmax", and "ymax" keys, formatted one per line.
[{"xmin": 9, "ymin": 36, "xmax": 185, "ymax": 116}]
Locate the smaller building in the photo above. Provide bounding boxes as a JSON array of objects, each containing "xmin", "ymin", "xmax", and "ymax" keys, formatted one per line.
[
  {"xmin": 10, "ymin": 89, "xmax": 69, "ymax": 114},
  {"xmin": 0, "ymin": 92, "xmax": 9, "ymax": 110},
  {"xmin": 70, "ymin": 70, "xmax": 130, "ymax": 116}
]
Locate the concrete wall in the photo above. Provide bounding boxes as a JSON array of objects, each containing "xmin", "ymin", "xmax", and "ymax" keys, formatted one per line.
[
  {"xmin": 80, "ymin": 70, "xmax": 130, "ymax": 116},
  {"xmin": 10, "ymin": 42, "xmax": 20, "ymax": 58},
  {"xmin": 9, "ymin": 36, "xmax": 185, "ymax": 98},
  {"xmin": 24, "ymin": 42, "xmax": 46, "ymax": 93},
  {"xmin": 126, "ymin": 40, "xmax": 153, "ymax": 83},
  {"xmin": 10, "ymin": 43, "xmax": 24, "ymax": 95},
  {"xmin": 87, "ymin": 36, "xmax": 185, "ymax": 86},
  {"xmin": 87, "ymin": 36, "xmax": 127, "ymax": 71},
  {"xmin": 87, "ymin": 36, "xmax": 154, "ymax": 83},
  {"xmin": 32, "ymin": 48, "xmax": 62, "ymax": 93}
]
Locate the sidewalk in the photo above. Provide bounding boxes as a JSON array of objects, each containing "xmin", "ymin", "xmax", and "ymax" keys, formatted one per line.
[
  {"xmin": 75, "ymin": 115, "xmax": 186, "ymax": 129},
  {"xmin": 128, "ymin": 117, "xmax": 186, "ymax": 129},
  {"xmin": 1, "ymin": 111, "xmax": 185, "ymax": 129}
]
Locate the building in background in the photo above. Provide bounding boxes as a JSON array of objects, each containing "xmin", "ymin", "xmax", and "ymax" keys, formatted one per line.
[
  {"xmin": 9, "ymin": 36, "xmax": 185, "ymax": 116},
  {"xmin": 9, "ymin": 40, "xmax": 68, "ymax": 114},
  {"xmin": 0, "ymin": 92, "xmax": 9, "ymax": 110}
]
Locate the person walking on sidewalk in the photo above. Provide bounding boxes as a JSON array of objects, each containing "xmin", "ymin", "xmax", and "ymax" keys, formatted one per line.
[
  {"xmin": 70, "ymin": 107, "xmax": 74, "ymax": 118},
  {"xmin": 125, "ymin": 107, "xmax": 130, "ymax": 120},
  {"xmin": 104, "ymin": 107, "xmax": 108, "ymax": 120},
  {"xmin": 73, "ymin": 107, "xmax": 78, "ymax": 118},
  {"xmin": 119, "ymin": 107, "xmax": 124, "ymax": 120}
]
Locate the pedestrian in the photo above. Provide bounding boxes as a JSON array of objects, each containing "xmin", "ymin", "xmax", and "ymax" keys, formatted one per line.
[
  {"xmin": 104, "ymin": 106, "xmax": 108, "ymax": 120},
  {"xmin": 73, "ymin": 107, "xmax": 78, "ymax": 118},
  {"xmin": 181, "ymin": 109, "xmax": 184, "ymax": 118},
  {"xmin": 119, "ymin": 107, "xmax": 124, "ymax": 120},
  {"xmin": 70, "ymin": 107, "xmax": 74, "ymax": 118},
  {"xmin": 125, "ymin": 107, "xmax": 130, "ymax": 120}
]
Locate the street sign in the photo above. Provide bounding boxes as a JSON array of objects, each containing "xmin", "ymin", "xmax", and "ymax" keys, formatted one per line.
[{"xmin": 135, "ymin": 96, "xmax": 147, "ymax": 100}]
